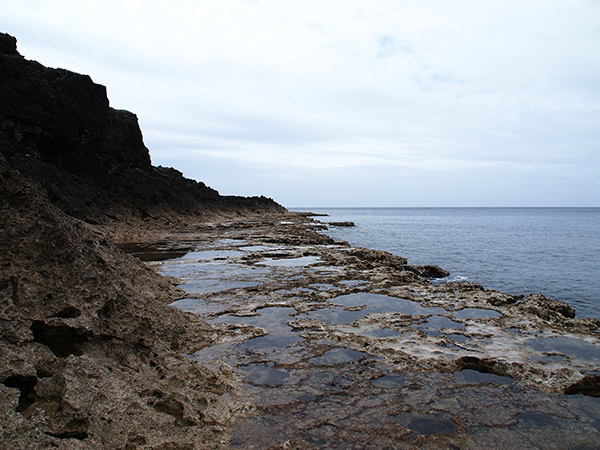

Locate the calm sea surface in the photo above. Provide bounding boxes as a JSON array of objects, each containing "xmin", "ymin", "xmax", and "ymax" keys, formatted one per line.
[{"xmin": 294, "ymin": 208, "xmax": 600, "ymax": 320}]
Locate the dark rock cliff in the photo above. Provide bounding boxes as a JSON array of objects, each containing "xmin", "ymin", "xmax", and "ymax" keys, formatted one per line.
[
  {"xmin": 0, "ymin": 32, "xmax": 285, "ymax": 228},
  {"xmin": 0, "ymin": 32, "xmax": 277, "ymax": 447}
]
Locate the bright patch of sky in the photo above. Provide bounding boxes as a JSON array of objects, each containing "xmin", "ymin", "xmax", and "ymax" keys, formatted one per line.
[{"xmin": 4, "ymin": 0, "xmax": 600, "ymax": 206}]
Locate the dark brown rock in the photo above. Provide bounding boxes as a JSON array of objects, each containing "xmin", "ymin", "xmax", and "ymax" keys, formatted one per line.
[
  {"xmin": 407, "ymin": 264, "xmax": 450, "ymax": 278},
  {"xmin": 329, "ymin": 221, "xmax": 355, "ymax": 227},
  {"xmin": 564, "ymin": 374, "xmax": 600, "ymax": 397},
  {"xmin": 519, "ymin": 293, "xmax": 576, "ymax": 320}
]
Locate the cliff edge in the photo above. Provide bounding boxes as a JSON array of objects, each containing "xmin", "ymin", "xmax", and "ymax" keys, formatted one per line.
[
  {"xmin": 0, "ymin": 32, "xmax": 285, "ymax": 235},
  {"xmin": 0, "ymin": 32, "xmax": 280, "ymax": 449}
]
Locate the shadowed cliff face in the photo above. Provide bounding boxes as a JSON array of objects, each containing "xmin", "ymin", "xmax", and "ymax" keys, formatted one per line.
[
  {"xmin": 0, "ymin": 33, "xmax": 151, "ymax": 177},
  {"xmin": 0, "ymin": 32, "xmax": 285, "ymax": 227},
  {"xmin": 0, "ymin": 32, "xmax": 282, "ymax": 448}
]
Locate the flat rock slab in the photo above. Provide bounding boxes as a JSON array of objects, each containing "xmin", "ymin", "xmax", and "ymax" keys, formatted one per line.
[{"xmin": 133, "ymin": 216, "xmax": 600, "ymax": 448}]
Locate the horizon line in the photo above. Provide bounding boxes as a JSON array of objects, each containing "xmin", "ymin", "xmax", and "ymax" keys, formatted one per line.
[{"xmin": 288, "ymin": 206, "xmax": 600, "ymax": 209}]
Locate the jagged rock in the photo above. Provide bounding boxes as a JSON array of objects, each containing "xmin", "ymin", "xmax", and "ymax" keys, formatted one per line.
[
  {"xmin": 407, "ymin": 264, "xmax": 449, "ymax": 278},
  {"xmin": 0, "ymin": 33, "xmax": 20, "ymax": 57},
  {"xmin": 564, "ymin": 374, "xmax": 600, "ymax": 397},
  {"xmin": 519, "ymin": 293, "xmax": 576, "ymax": 320},
  {"xmin": 435, "ymin": 281, "xmax": 485, "ymax": 293},
  {"xmin": 0, "ymin": 150, "xmax": 236, "ymax": 447},
  {"xmin": 347, "ymin": 247, "xmax": 407, "ymax": 268},
  {"xmin": 329, "ymin": 221, "xmax": 355, "ymax": 227},
  {"xmin": 487, "ymin": 292, "xmax": 522, "ymax": 306}
]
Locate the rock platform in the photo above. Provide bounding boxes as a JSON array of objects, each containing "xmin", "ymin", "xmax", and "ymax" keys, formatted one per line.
[{"xmin": 123, "ymin": 212, "xmax": 600, "ymax": 449}]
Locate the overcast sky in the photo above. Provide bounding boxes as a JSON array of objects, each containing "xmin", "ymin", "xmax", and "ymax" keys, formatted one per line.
[{"xmin": 4, "ymin": 0, "xmax": 600, "ymax": 207}]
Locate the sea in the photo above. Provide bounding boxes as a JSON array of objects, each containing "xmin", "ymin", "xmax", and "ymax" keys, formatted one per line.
[{"xmin": 293, "ymin": 207, "xmax": 600, "ymax": 320}]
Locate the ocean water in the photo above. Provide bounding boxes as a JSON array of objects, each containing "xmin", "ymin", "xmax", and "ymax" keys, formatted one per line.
[{"xmin": 295, "ymin": 208, "xmax": 600, "ymax": 320}]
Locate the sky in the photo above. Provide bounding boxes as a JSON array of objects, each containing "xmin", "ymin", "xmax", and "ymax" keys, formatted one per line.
[{"xmin": 4, "ymin": 0, "xmax": 600, "ymax": 207}]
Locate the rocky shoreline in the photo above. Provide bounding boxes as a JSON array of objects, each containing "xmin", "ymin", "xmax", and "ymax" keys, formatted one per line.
[
  {"xmin": 2, "ymin": 32, "xmax": 599, "ymax": 448},
  {"xmin": 0, "ymin": 32, "xmax": 281, "ymax": 449},
  {"xmin": 119, "ymin": 213, "xmax": 600, "ymax": 449}
]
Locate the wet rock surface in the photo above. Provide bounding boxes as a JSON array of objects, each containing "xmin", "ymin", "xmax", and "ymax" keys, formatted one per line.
[{"xmin": 126, "ymin": 215, "xmax": 600, "ymax": 449}]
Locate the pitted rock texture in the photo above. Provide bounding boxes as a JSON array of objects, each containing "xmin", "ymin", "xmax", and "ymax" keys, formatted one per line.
[{"xmin": 0, "ymin": 152, "xmax": 241, "ymax": 449}]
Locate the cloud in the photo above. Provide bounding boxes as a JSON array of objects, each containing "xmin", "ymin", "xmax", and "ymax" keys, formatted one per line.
[
  {"xmin": 376, "ymin": 35, "xmax": 412, "ymax": 58},
  {"xmin": 3, "ymin": 0, "xmax": 600, "ymax": 205}
]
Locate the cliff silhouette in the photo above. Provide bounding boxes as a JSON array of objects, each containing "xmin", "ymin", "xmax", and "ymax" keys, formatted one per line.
[{"xmin": 0, "ymin": 32, "xmax": 285, "ymax": 232}]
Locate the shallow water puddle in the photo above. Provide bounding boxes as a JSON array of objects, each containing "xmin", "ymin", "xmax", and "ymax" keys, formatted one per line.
[
  {"xmin": 299, "ymin": 292, "xmax": 444, "ymax": 325},
  {"xmin": 299, "ymin": 307, "xmax": 367, "ymax": 325},
  {"xmin": 159, "ymin": 260, "xmax": 270, "ymax": 293},
  {"xmin": 527, "ymin": 336, "xmax": 600, "ymax": 362},
  {"xmin": 171, "ymin": 249, "xmax": 244, "ymax": 260},
  {"xmin": 257, "ymin": 255, "xmax": 322, "ymax": 267},
  {"xmin": 366, "ymin": 327, "xmax": 402, "ymax": 338},
  {"xmin": 334, "ymin": 292, "xmax": 444, "ymax": 315},
  {"xmin": 456, "ymin": 369, "xmax": 513, "ymax": 385},
  {"xmin": 239, "ymin": 363, "xmax": 291, "ymax": 386},
  {"xmin": 447, "ymin": 333, "xmax": 469, "ymax": 343},
  {"xmin": 530, "ymin": 354, "xmax": 567, "ymax": 363},
  {"xmin": 513, "ymin": 413, "xmax": 564, "ymax": 429},
  {"xmin": 185, "ymin": 279, "xmax": 260, "ymax": 294},
  {"xmin": 159, "ymin": 238, "xmax": 600, "ymax": 448},
  {"xmin": 211, "ymin": 306, "xmax": 296, "ymax": 331},
  {"xmin": 371, "ymin": 374, "xmax": 405, "ymax": 388},
  {"xmin": 206, "ymin": 306, "xmax": 307, "ymax": 365},
  {"xmin": 395, "ymin": 413, "xmax": 457, "ymax": 436},
  {"xmin": 241, "ymin": 333, "xmax": 303, "ymax": 350},
  {"xmin": 310, "ymin": 347, "xmax": 368, "ymax": 365},
  {"xmin": 453, "ymin": 307, "xmax": 503, "ymax": 319},
  {"xmin": 158, "ymin": 260, "xmax": 229, "ymax": 277},
  {"xmin": 415, "ymin": 315, "xmax": 465, "ymax": 331}
]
